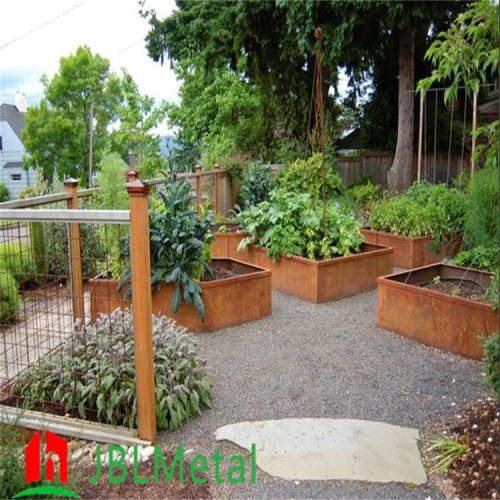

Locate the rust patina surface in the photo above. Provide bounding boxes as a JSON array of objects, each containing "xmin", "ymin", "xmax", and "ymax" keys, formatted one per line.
[
  {"xmin": 89, "ymin": 259, "xmax": 271, "ymax": 332},
  {"xmin": 376, "ymin": 264, "xmax": 498, "ymax": 359}
]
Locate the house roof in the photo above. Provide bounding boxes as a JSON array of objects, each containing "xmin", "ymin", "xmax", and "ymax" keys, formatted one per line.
[
  {"xmin": 0, "ymin": 103, "xmax": 26, "ymax": 142},
  {"xmin": 336, "ymin": 128, "xmax": 365, "ymax": 151},
  {"xmin": 3, "ymin": 162, "xmax": 24, "ymax": 169}
]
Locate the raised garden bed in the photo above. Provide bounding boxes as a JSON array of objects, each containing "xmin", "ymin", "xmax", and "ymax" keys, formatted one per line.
[
  {"xmin": 234, "ymin": 243, "xmax": 393, "ymax": 303},
  {"xmin": 89, "ymin": 258, "xmax": 271, "ymax": 332},
  {"xmin": 362, "ymin": 229, "xmax": 461, "ymax": 269},
  {"xmin": 211, "ymin": 223, "xmax": 250, "ymax": 260},
  {"xmin": 376, "ymin": 263, "xmax": 498, "ymax": 359}
]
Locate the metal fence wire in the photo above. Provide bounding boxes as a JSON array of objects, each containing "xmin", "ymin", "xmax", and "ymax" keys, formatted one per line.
[{"xmin": 0, "ymin": 208, "xmax": 138, "ymax": 429}]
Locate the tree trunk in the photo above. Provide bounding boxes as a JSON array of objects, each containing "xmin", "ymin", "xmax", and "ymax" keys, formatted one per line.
[{"xmin": 388, "ymin": 28, "xmax": 415, "ymax": 192}]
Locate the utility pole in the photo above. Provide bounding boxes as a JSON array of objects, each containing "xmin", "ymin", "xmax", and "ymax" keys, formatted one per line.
[{"xmin": 88, "ymin": 102, "xmax": 94, "ymax": 186}]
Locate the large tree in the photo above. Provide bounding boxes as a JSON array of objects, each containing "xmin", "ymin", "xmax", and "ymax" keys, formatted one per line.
[
  {"xmin": 23, "ymin": 47, "xmax": 166, "ymax": 184},
  {"xmin": 144, "ymin": 1, "xmax": 467, "ymax": 184}
]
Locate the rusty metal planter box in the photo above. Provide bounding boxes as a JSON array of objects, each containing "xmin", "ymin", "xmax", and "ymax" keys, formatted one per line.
[
  {"xmin": 89, "ymin": 258, "xmax": 271, "ymax": 332},
  {"xmin": 211, "ymin": 225, "xmax": 250, "ymax": 260},
  {"xmin": 362, "ymin": 229, "xmax": 460, "ymax": 269},
  {"xmin": 376, "ymin": 264, "xmax": 498, "ymax": 359},
  {"xmin": 234, "ymin": 243, "xmax": 393, "ymax": 303}
]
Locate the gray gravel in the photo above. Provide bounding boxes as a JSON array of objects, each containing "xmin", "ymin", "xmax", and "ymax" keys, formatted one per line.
[{"xmin": 157, "ymin": 289, "xmax": 487, "ymax": 499}]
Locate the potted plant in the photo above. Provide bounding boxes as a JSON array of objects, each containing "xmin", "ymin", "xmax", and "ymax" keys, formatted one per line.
[
  {"xmin": 235, "ymin": 185, "xmax": 393, "ymax": 303},
  {"xmin": 89, "ymin": 174, "xmax": 271, "ymax": 332},
  {"xmin": 364, "ymin": 182, "xmax": 465, "ymax": 268}
]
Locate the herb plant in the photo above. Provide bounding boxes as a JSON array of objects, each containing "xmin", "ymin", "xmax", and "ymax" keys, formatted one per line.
[
  {"xmin": 454, "ymin": 246, "xmax": 499, "ymax": 272},
  {"xmin": 13, "ymin": 309, "xmax": 212, "ymax": 430},
  {"xmin": 482, "ymin": 333, "xmax": 499, "ymax": 398},
  {"xmin": 238, "ymin": 189, "xmax": 363, "ymax": 261},
  {"xmin": 120, "ymin": 173, "xmax": 213, "ymax": 321}
]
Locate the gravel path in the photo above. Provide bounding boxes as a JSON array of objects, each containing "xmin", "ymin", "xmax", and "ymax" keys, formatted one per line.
[{"xmin": 157, "ymin": 290, "xmax": 487, "ymax": 499}]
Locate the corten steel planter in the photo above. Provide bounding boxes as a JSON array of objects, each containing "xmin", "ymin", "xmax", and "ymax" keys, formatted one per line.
[
  {"xmin": 362, "ymin": 229, "xmax": 461, "ymax": 269},
  {"xmin": 234, "ymin": 243, "xmax": 393, "ymax": 303},
  {"xmin": 376, "ymin": 263, "xmax": 498, "ymax": 360},
  {"xmin": 89, "ymin": 258, "xmax": 271, "ymax": 332},
  {"xmin": 211, "ymin": 223, "xmax": 250, "ymax": 260}
]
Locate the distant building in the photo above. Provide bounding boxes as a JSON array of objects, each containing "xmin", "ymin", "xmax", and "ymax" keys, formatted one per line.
[{"xmin": 0, "ymin": 94, "xmax": 35, "ymax": 199}]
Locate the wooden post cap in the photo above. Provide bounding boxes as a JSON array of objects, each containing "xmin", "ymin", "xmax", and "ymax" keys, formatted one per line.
[
  {"xmin": 64, "ymin": 178, "xmax": 79, "ymax": 188},
  {"xmin": 214, "ymin": 164, "xmax": 220, "ymax": 172},
  {"xmin": 194, "ymin": 165, "xmax": 202, "ymax": 173},
  {"xmin": 126, "ymin": 180, "xmax": 150, "ymax": 197}
]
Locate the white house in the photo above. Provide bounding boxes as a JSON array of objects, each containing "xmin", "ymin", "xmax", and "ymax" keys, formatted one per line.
[{"xmin": 0, "ymin": 94, "xmax": 35, "ymax": 199}]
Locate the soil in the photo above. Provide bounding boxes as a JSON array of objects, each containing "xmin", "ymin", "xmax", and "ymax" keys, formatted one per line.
[
  {"xmin": 78, "ymin": 454, "xmax": 212, "ymax": 499},
  {"xmin": 425, "ymin": 399, "xmax": 499, "ymax": 499},
  {"xmin": 202, "ymin": 267, "xmax": 240, "ymax": 282},
  {"xmin": 421, "ymin": 278, "xmax": 488, "ymax": 304}
]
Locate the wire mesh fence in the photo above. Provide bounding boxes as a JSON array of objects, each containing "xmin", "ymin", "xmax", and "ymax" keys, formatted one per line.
[{"xmin": 0, "ymin": 207, "xmax": 139, "ymax": 429}]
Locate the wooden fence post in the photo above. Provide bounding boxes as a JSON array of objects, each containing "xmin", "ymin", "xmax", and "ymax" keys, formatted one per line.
[
  {"xmin": 127, "ymin": 180, "xmax": 156, "ymax": 442},
  {"xmin": 194, "ymin": 165, "xmax": 202, "ymax": 214},
  {"xmin": 214, "ymin": 164, "xmax": 221, "ymax": 214},
  {"xmin": 64, "ymin": 179, "xmax": 85, "ymax": 329}
]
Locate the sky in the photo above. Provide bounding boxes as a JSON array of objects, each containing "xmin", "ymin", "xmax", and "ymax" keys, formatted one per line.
[{"xmin": 0, "ymin": 0, "xmax": 179, "ymax": 134}]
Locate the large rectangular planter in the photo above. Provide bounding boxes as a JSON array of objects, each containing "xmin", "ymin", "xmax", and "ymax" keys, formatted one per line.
[
  {"xmin": 376, "ymin": 264, "xmax": 498, "ymax": 359},
  {"xmin": 362, "ymin": 229, "xmax": 460, "ymax": 269},
  {"xmin": 234, "ymin": 243, "xmax": 393, "ymax": 303},
  {"xmin": 211, "ymin": 224, "xmax": 250, "ymax": 260},
  {"xmin": 89, "ymin": 258, "xmax": 271, "ymax": 332}
]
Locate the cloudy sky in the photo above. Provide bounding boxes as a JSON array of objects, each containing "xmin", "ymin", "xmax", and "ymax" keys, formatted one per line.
[{"xmin": 0, "ymin": 0, "xmax": 179, "ymax": 133}]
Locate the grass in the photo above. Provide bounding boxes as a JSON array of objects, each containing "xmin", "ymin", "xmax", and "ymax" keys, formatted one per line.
[{"xmin": 425, "ymin": 434, "xmax": 469, "ymax": 473}]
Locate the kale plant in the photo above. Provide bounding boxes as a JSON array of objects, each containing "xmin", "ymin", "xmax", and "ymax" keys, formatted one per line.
[{"xmin": 239, "ymin": 161, "xmax": 274, "ymax": 209}]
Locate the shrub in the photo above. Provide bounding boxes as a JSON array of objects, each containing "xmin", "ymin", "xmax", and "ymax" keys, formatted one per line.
[
  {"xmin": 238, "ymin": 188, "xmax": 363, "ymax": 261},
  {"xmin": 96, "ymin": 153, "xmax": 129, "ymax": 211},
  {"xmin": 18, "ymin": 186, "xmax": 37, "ymax": 199},
  {"xmin": 482, "ymin": 333, "xmax": 499, "ymax": 399},
  {"xmin": 347, "ymin": 181, "xmax": 381, "ymax": 209},
  {"xmin": 0, "ymin": 182, "xmax": 9, "ymax": 202},
  {"xmin": 454, "ymin": 246, "xmax": 499, "ymax": 272},
  {"xmin": 277, "ymin": 154, "xmax": 343, "ymax": 201},
  {"xmin": 0, "ymin": 270, "xmax": 19, "ymax": 324},
  {"xmin": 13, "ymin": 309, "xmax": 212, "ymax": 430},
  {"xmin": 120, "ymin": 173, "xmax": 213, "ymax": 321},
  {"xmin": 0, "ymin": 241, "xmax": 35, "ymax": 287},
  {"xmin": 239, "ymin": 162, "xmax": 274, "ymax": 209},
  {"xmin": 463, "ymin": 162, "xmax": 499, "ymax": 249}
]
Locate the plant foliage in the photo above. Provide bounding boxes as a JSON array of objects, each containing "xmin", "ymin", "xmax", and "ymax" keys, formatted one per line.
[
  {"xmin": 0, "ymin": 270, "xmax": 19, "ymax": 324},
  {"xmin": 13, "ymin": 309, "xmax": 212, "ymax": 430},
  {"xmin": 482, "ymin": 333, "xmax": 499, "ymax": 398},
  {"xmin": 239, "ymin": 162, "xmax": 274, "ymax": 209},
  {"xmin": 238, "ymin": 188, "xmax": 362, "ymax": 261}
]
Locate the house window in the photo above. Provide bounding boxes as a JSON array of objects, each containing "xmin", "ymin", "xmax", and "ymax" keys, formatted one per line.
[
  {"xmin": 10, "ymin": 173, "xmax": 22, "ymax": 181},
  {"xmin": 0, "ymin": 136, "xmax": 2, "ymax": 150}
]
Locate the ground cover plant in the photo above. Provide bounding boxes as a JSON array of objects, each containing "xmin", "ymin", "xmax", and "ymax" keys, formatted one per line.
[
  {"xmin": 238, "ymin": 188, "xmax": 363, "ymax": 261},
  {"xmin": 12, "ymin": 309, "xmax": 212, "ymax": 430}
]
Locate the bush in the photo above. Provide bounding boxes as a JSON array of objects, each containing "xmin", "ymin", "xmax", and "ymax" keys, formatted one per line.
[
  {"xmin": 347, "ymin": 181, "xmax": 381, "ymax": 209},
  {"xmin": 0, "ymin": 241, "xmax": 35, "ymax": 287},
  {"xmin": 96, "ymin": 153, "xmax": 129, "ymax": 211},
  {"xmin": 239, "ymin": 162, "xmax": 274, "ymax": 209},
  {"xmin": 0, "ymin": 182, "xmax": 9, "ymax": 202},
  {"xmin": 0, "ymin": 270, "xmax": 19, "ymax": 324},
  {"xmin": 463, "ymin": 162, "xmax": 499, "ymax": 249},
  {"xmin": 13, "ymin": 309, "xmax": 212, "ymax": 430},
  {"xmin": 482, "ymin": 333, "xmax": 499, "ymax": 399},
  {"xmin": 238, "ymin": 188, "xmax": 363, "ymax": 261},
  {"xmin": 277, "ymin": 154, "xmax": 344, "ymax": 201},
  {"xmin": 18, "ymin": 186, "xmax": 37, "ymax": 199}
]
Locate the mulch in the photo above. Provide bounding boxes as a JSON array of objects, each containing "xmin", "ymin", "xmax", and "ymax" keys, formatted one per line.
[
  {"xmin": 426, "ymin": 399, "xmax": 499, "ymax": 499},
  {"xmin": 78, "ymin": 452, "xmax": 212, "ymax": 499}
]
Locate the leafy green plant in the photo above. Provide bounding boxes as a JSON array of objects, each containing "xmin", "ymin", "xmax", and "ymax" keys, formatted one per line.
[
  {"xmin": 369, "ymin": 182, "xmax": 466, "ymax": 246},
  {"xmin": 482, "ymin": 333, "xmax": 499, "ymax": 398},
  {"xmin": 485, "ymin": 270, "xmax": 498, "ymax": 311},
  {"xmin": 425, "ymin": 435, "xmax": 468, "ymax": 473},
  {"xmin": 347, "ymin": 181, "xmax": 381, "ymax": 210},
  {"xmin": 0, "ymin": 270, "xmax": 19, "ymax": 324},
  {"xmin": 239, "ymin": 161, "xmax": 274, "ymax": 209},
  {"xmin": 238, "ymin": 189, "xmax": 362, "ymax": 261},
  {"xmin": 463, "ymin": 162, "xmax": 499, "ymax": 250},
  {"xmin": 0, "ymin": 241, "xmax": 36, "ymax": 288},
  {"xmin": 13, "ymin": 308, "xmax": 212, "ymax": 430},
  {"xmin": 454, "ymin": 246, "xmax": 499, "ymax": 272},
  {"xmin": 277, "ymin": 154, "xmax": 343, "ymax": 202},
  {"xmin": 120, "ymin": 173, "xmax": 213, "ymax": 321},
  {"xmin": 0, "ymin": 182, "xmax": 9, "ymax": 202}
]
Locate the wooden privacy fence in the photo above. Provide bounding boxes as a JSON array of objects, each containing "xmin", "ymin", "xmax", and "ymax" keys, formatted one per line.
[{"xmin": 0, "ymin": 179, "xmax": 156, "ymax": 442}]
